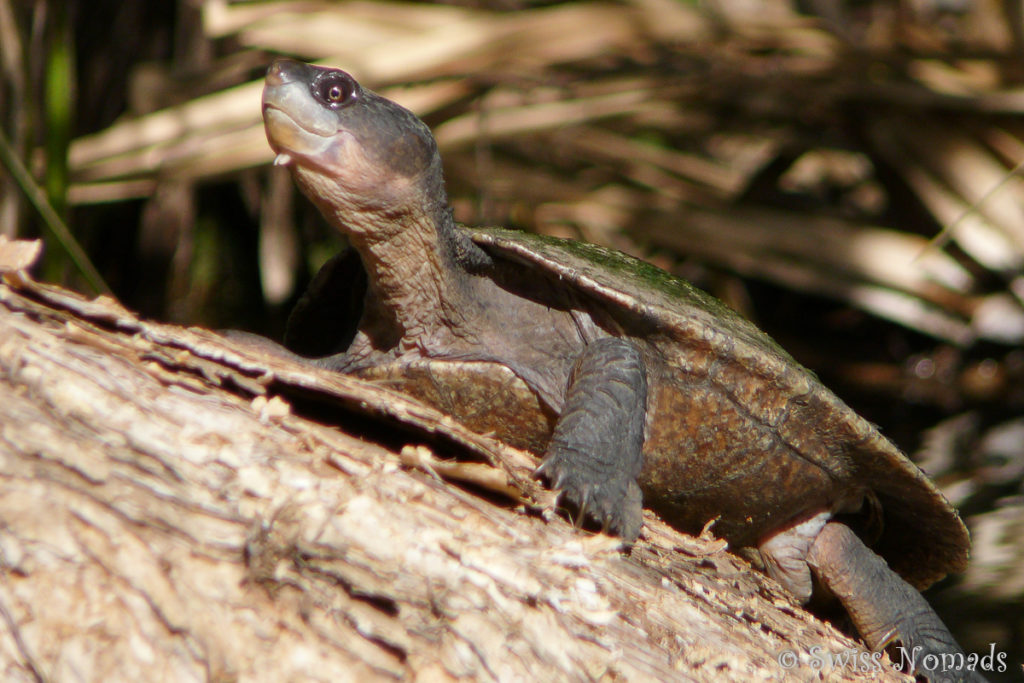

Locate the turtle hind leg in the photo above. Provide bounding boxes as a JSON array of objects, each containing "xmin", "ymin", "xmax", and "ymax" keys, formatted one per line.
[
  {"xmin": 536, "ymin": 337, "xmax": 646, "ymax": 541},
  {"xmin": 807, "ymin": 521, "xmax": 984, "ymax": 683},
  {"xmin": 758, "ymin": 511, "xmax": 832, "ymax": 604}
]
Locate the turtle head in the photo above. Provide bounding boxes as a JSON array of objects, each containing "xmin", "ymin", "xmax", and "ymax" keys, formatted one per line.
[{"xmin": 262, "ymin": 59, "xmax": 446, "ymax": 231}]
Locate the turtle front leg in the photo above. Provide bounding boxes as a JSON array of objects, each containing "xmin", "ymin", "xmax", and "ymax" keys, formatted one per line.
[
  {"xmin": 537, "ymin": 337, "xmax": 647, "ymax": 541},
  {"xmin": 807, "ymin": 522, "xmax": 982, "ymax": 682}
]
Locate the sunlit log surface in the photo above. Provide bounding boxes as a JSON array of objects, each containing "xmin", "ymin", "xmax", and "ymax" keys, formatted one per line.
[{"xmin": 0, "ymin": 262, "xmax": 903, "ymax": 681}]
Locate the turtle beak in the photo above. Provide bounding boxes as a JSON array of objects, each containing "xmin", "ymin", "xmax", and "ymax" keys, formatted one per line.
[{"xmin": 262, "ymin": 59, "xmax": 341, "ymax": 162}]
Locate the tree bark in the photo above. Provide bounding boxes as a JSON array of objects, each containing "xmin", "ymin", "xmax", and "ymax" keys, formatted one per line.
[{"xmin": 0, "ymin": 258, "xmax": 906, "ymax": 681}]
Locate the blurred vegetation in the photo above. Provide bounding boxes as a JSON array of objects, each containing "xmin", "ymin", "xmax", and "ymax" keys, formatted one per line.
[{"xmin": 2, "ymin": 0, "xmax": 1024, "ymax": 673}]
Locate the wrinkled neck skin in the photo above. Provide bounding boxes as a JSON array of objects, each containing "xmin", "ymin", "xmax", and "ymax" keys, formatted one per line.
[
  {"xmin": 346, "ymin": 205, "xmax": 472, "ymax": 346},
  {"xmin": 293, "ymin": 161, "xmax": 477, "ymax": 356}
]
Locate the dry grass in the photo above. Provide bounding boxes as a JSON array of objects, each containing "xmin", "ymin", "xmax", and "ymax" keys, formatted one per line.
[{"xmin": 65, "ymin": 0, "xmax": 1024, "ymax": 347}]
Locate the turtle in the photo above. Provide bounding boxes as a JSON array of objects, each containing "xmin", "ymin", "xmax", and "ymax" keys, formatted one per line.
[{"xmin": 260, "ymin": 58, "xmax": 977, "ymax": 680}]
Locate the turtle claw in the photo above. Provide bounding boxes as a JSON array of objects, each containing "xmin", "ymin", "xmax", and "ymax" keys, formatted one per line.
[{"xmin": 537, "ymin": 452, "xmax": 643, "ymax": 542}]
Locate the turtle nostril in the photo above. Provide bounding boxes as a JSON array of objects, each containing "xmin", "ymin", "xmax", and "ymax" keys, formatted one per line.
[
  {"xmin": 266, "ymin": 58, "xmax": 302, "ymax": 86},
  {"xmin": 265, "ymin": 62, "xmax": 285, "ymax": 85}
]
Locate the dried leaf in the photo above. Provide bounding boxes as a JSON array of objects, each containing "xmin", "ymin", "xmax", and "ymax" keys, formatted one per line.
[{"xmin": 0, "ymin": 237, "xmax": 42, "ymax": 273}]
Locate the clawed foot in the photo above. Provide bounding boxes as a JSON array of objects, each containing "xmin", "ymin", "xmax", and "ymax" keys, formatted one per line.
[
  {"xmin": 537, "ymin": 449, "xmax": 643, "ymax": 541},
  {"xmin": 536, "ymin": 338, "xmax": 647, "ymax": 542}
]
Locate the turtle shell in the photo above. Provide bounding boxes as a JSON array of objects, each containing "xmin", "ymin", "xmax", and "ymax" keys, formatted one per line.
[
  {"xmin": 470, "ymin": 227, "xmax": 969, "ymax": 590},
  {"xmin": 288, "ymin": 225, "xmax": 969, "ymax": 590}
]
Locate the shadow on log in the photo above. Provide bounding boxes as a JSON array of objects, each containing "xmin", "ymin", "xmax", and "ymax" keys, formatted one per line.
[{"xmin": 0, "ymin": 252, "xmax": 906, "ymax": 680}]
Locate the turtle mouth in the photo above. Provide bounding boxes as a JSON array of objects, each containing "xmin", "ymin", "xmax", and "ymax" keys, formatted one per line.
[
  {"xmin": 262, "ymin": 105, "xmax": 304, "ymax": 166},
  {"xmin": 262, "ymin": 99, "xmax": 356, "ymax": 180},
  {"xmin": 262, "ymin": 105, "xmax": 314, "ymax": 150},
  {"xmin": 261, "ymin": 76, "xmax": 346, "ymax": 165},
  {"xmin": 261, "ymin": 71, "xmax": 340, "ymax": 136},
  {"xmin": 262, "ymin": 103, "xmax": 312, "ymax": 139}
]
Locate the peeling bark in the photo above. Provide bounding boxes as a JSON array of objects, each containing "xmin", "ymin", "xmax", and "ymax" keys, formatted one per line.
[{"xmin": 0, "ymin": 273, "xmax": 906, "ymax": 682}]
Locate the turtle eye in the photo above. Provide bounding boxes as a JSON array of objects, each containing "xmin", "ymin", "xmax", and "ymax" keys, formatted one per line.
[{"xmin": 313, "ymin": 71, "xmax": 358, "ymax": 109}]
